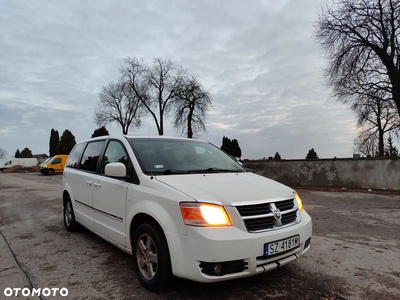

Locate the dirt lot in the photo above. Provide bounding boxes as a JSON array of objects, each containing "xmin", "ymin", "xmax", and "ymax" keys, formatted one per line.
[{"xmin": 0, "ymin": 173, "xmax": 399, "ymax": 300}]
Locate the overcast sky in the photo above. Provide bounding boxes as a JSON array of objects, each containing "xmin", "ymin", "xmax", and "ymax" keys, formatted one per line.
[{"xmin": 0, "ymin": 0, "xmax": 360, "ymax": 160}]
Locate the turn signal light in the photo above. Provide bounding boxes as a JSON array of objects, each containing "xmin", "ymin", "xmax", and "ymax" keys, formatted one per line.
[{"xmin": 294, "ymin": 192, "xmax": 304, "ymax": 211}]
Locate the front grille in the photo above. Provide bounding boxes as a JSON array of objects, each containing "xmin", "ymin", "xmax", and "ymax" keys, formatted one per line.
[
  {"xmin": 276, "ymin": 199, "xmax": 295, "ymax": 211},
  {"xmin": 235, "ymin": 198, "xmax": 299, "ymax": 232},
  {"xmin": 282, "ymin": 210, "xmax": 297, "ymax": 224}
]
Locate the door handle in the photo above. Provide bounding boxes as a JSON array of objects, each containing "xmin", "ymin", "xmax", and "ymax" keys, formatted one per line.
[
  {"xmin": 85, "ymin": 180, "xmax": 92, "ymax": 186},
  {"xmin": 94, "ymin": 182, "xmax": 102, "ymax": 188}
]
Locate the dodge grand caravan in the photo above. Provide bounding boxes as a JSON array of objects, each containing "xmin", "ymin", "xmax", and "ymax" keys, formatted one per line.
[{"xmin": 62, "ymin": 136, "xmax": 312, "ymax": 291}]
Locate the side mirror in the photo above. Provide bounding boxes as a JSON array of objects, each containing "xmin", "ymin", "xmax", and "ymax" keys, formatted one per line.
[{"xmin": 105, "ymin": 162, "xmax": 126, "ymax": 178}]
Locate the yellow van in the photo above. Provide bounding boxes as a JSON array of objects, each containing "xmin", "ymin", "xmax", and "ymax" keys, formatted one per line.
[{"xmin": 40, "ymin": 155, "xmax": 69, "ymax": 175}]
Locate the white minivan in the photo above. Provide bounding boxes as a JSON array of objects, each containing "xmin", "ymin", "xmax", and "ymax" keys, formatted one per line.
[{"xmin": 62, "ymin": 136, "xmax": 312, "ymax": 291}]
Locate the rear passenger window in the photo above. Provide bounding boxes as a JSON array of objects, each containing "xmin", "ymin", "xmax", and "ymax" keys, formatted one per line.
[
  {"xmin": 80, "ymin": 141, "xmax": 105, "ymax": 172},
  {"xmin": 66, "ymin": 143, "xmax": 86, "ymax": 168},
  {"xmin": 101, "ymin": 141, "xmax": 129, "ymax": 174}
]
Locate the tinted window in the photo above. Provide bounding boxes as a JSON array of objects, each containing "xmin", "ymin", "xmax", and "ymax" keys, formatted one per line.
[
  {"xmin": 80, "ymin": 141, "xmax": 105, "ymax": 172},
  {"xmin": 66, "ymin": 143, "xmax": 86, "ymax": 168},
  {"xmin": 101, "ymin": 141, "xmax": 129, "ymax": 174}
]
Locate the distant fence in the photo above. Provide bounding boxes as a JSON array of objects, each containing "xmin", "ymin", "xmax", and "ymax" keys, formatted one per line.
[{"xmin": 242, "ymin": 158, "xmax": 400, "ymax": 190}]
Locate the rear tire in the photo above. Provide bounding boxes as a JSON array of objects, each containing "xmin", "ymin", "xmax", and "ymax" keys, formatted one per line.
[
  {"xmin": 132, "ymin": 222, "xmax": 174, "ymax": 291},
  {"xmin": 63, "ymin": 195, "xmax": 78, "ymax": 232}
]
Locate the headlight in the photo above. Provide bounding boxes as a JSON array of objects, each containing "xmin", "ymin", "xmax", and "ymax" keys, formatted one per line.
[
  {"xmin": 294, "ymin": 192, "xmax": 304, "ymax": 212},
  {"xmin": 180, "ymin": 202, "xmax": 232, "ymax": 227}
]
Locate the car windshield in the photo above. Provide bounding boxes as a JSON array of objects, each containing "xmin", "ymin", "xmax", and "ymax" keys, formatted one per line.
[
  {"xmin": 127, "ymin": 138, "xmax": 245, "ymax": 175},
  {"xmin": 43, "ymin": 157, "xmax": 52, "ymax": 164}
]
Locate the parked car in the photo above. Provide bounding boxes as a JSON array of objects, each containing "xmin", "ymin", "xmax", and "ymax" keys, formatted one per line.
[
  {"xmin": 62, "ymin": 136, "xmax": 312, "ymax": 291},
  {"xmin": 38, "ymin": 157, "xmax": 53, "ymax": 169},
  {"xmin": 40, "ymin": 155, "xmax": 68, "ymax": 175},
  {"xmin": 0, "ymin": 158, "xmax": 38, "ymax": 171}
]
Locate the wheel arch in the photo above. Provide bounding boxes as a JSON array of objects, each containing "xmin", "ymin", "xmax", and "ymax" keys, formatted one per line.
[
  {"xmin": 129, "ymin": 213, "xmax": 162, "ymax": 248},
  {"xmin": 62, "ymin": 183, "xmax": 74, "ymax": 205},
  {"xmin": 63, "ymin": 189, "xmax": 71, "ymax": 201},
  {"xmin": 126, "ymin": 200, "xmax": 187, "ymax": 250}
]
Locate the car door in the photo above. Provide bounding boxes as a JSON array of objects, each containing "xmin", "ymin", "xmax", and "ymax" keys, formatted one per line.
[
  {"xmin": 51, "ymin": 157, "xmax": 62, "ymax": 172},
  {"xmin": 70, "ymin": 140, "xmax": 106, "ymax": 230},
  {"xmin": 92, "ymin": 139, "xmax": 129, "ymax": 246}
]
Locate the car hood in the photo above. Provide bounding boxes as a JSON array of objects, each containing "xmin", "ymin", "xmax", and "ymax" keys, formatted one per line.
[{"xmin": 155, "ymin": 172, "xmax": 294, "ymax": 206}]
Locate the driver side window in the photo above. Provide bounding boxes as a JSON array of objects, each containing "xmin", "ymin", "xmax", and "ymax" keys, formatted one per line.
[{"xmin": 101, "ymin": 141, "xmax": 129, "ymax": 174}]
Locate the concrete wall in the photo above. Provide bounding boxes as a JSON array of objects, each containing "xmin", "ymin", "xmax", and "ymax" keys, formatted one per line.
[{"xmin": 242, "ymin": 158, "xmax": 400, "ymax": 190}]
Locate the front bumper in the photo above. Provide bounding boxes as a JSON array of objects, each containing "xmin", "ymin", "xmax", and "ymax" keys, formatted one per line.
[
  {"xmin": 166, "ymin": 210, "xmax": 312, "ymax": 282},
  {"xmin": 39, "ymin": 168, "xmax": 49, "ymax": 175}
]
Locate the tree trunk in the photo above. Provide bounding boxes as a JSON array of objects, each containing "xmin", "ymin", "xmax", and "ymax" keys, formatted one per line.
[
  {"xmin": 158, "ymin": 107, "xmax": 164, "ymax": 135},
  {"xmin": 187, "ymin": 108, "xmax": 193, "ymax": 139},
  {"xmin": 378, "ymin": 129, "xmax": 384, "ymax": 157},
  {"xmin": 376, "ymin": 103, "xmax": 384, "ymax": 157},
  {"xmin": 392, "ymin": 74, "xmax": 400, "ymax": 118}
]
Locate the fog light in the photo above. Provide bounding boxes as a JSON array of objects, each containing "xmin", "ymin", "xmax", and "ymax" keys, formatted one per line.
[{"xmin": 214, "ymin": 263, "xmax": 222, "ymax": 275}]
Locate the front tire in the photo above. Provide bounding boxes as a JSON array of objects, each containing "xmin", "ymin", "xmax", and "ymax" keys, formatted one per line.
[
  {"xmin": 48, "ymin": 169, "xmax": 54, "ymax": 175},
  {"xmin": 63, "ymin": 195, "xmax": 78, "ymax": 232},
  {"xmin": 132, "ymin": 222, "xmax": 174, "ymax": 291}
]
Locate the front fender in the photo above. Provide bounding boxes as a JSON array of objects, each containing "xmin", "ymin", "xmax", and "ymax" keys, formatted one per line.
[
  {"xmin": 126, "ymin": 198, "xmax": 189, "ymax": 249},
  {"xmin": 62, "ymin": 182, "xmax": 74, "ymax": 204}
]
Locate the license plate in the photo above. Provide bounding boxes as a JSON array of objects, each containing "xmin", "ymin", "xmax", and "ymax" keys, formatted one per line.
[{"xmin": 265, "ymin": 235, "xmax": 300, "ymax": 256}]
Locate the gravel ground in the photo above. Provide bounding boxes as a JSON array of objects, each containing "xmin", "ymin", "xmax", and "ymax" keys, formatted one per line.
[{"xmin": 0, "ymin": 172, "xmax": 399, "ymax": 300}]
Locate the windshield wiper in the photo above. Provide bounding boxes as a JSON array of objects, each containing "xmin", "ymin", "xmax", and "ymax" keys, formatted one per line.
[
  {"xmin": 191, "ymin": 168, "xmax": 244, "ymax": 173},
  {"xmin": 163, "ymin": 169, "xmax": 191, "ymax": 175},
  {"xmin": 160, "ymin": 168, "xmax": 244, "ymax": 175}
]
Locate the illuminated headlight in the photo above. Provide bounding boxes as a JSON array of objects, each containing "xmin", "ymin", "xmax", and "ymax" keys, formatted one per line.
[
  {"xmin": 180, "ymin": 202, "xmax": 232, "ymax": 227},
  {"xmin": 294, "ymin": 192, "xmax": 304, "ymax": 211}
]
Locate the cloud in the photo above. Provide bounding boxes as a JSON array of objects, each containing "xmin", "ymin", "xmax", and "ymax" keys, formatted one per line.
[{"xmin": 0, "ymin": 0, "xmax": 361, "ymax": 159}]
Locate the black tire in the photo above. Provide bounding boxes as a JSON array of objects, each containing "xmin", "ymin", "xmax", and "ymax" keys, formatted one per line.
[
  {"xmin": 132, "ymin": 222, "xmax": 174, "ymax": 291},
  {"xmin": 63, "ymin": 195, "xmax": 78, "ymax": 232},
  {"xmin": 48, "ymin": 169, "xmax": 54, "ymax": 175}
]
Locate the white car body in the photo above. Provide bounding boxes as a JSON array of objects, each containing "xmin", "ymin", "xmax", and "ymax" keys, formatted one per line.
[
  {"xmin": 0, "ymin": 158, "xmax": 38, "ymax": 170},
  {"xmin": 62, "ymin": 136, "xmax": 312, "ymax": 290}
]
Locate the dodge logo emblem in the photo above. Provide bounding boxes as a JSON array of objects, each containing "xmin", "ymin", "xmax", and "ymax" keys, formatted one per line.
[{"xmin": 273, "ymin": 209, "xmax": 281, "ymax": 220}]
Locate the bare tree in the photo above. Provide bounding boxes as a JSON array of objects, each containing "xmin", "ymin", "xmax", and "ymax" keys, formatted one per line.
[
  {"xmin": 354, "ymin": 131, "xmax": 378, "ymax": 157},
  {"xmin": 352, "ymin": 91, "xmax": 399, "ymax": 156},
  {"xmin": 173, "ymin": 76, "xmax": 212, "ymax": 138},
  {"xmin": 121, "ymin": 57, "xmax": 186, "ymax": 135},
  {"xmin": 315, "ymin": 0, "xmax": 400, "ymax": 115},
  {"xmin": 0, "ymin": 148, "xmax": 8, "ymax": 159},
  {"xmin": 94, "ymin": 81, "xmax": 144, "ymax": 135}
]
